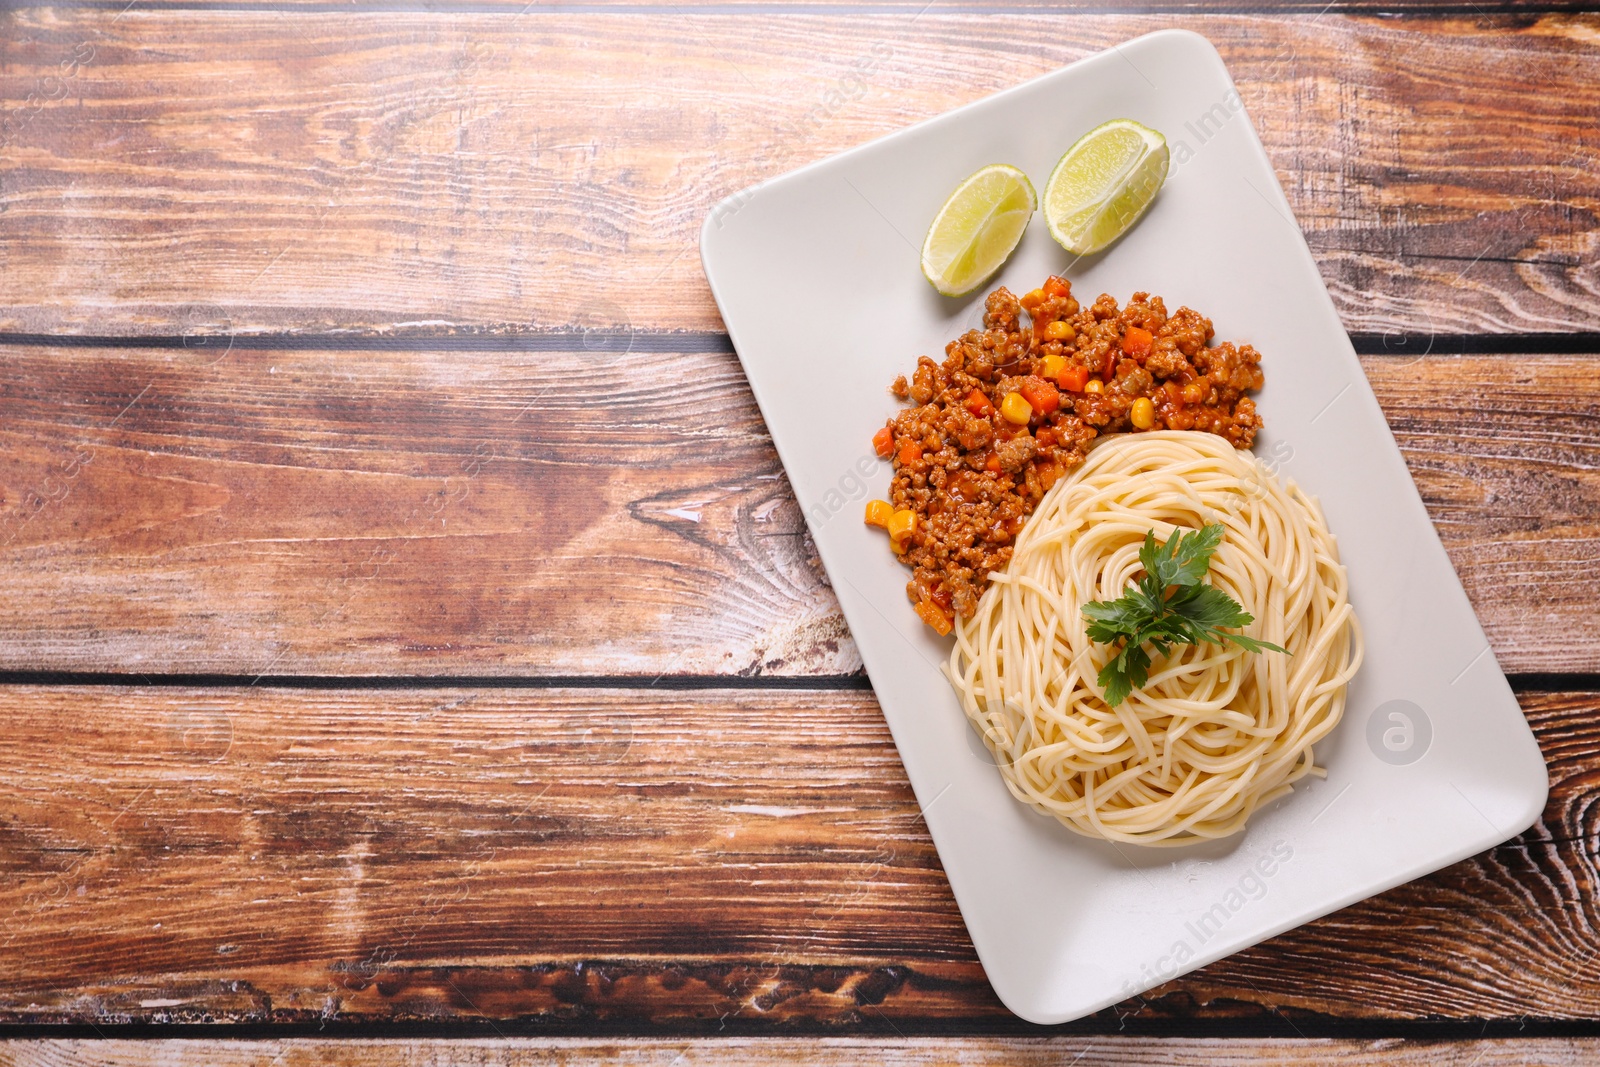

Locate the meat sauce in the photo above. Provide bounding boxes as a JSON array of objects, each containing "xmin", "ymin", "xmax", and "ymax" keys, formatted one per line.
[{"xmin": 871, "ymin": 276, "xmax": 1264, "ymax": 634}]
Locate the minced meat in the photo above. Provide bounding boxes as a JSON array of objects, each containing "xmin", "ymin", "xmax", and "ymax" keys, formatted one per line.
[{"xmin": 875, "ymin": 275, "xmax": 1264, "ymax": 632}]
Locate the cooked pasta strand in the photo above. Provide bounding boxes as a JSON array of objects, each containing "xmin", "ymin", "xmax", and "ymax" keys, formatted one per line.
[{"xmin": 945, "ymin": 431, "xmax": 1363, "ymax": 846}]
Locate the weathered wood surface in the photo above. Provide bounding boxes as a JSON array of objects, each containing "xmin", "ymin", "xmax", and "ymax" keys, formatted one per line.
[
  {"xmin": 135, "ymin": 0, "xmax": 1600, "ymax": 9},
  {"xmin": 2, "ymin": 0, "xmax": 1598, "ymax": 1047},
  {"xmin": 1, "ymin": 13, "xmax": 1598, "ymax": 337},
  {"xmin": 8, "ymin": 1037, "xmax": 1600, "ymax": 1067},
  {"xmin": 1364, "ymin": 353, "xmax": 1600, "ymax": 675},
  {"xmin": 0, "ymin": 346, "xmax": 1592, "ymax": 676},
  {"xmin": 1, "ymin": 685, "xmax": 1597, "ymax": 1027},
  {"xmin": 0, "ymin": 343, "xmax": 850, "ymax": 677}
]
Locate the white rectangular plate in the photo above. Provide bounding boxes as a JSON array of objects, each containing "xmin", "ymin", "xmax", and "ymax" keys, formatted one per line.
[{"xmin": 699, "ymin": 29, "xmax": 1548, "ymax": 1024}]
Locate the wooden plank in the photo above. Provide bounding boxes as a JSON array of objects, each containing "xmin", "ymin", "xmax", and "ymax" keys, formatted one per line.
[
  {"xmin": 6, "ymin": 1036, "xmax": 1600, "ymax": 1066},
  {"xmin": 172, "ymin": 0, "xmax": 1600, "ymax": 9},
  {"xmin": 0, "ymin": 684, "xmax": 1597, "ymax": 1026},
  {"xmin": 0, "ymin": 345, "xmax": 1594, "ymax": 676},
  {"xmin": 0, "ymin": 686, "xmax": 959, "ymax": 1026},
  {"xmin": 1, "ymin": 13, "xmax": 1597, "ymax": 336},
  {"xmin": 0, "ymin": 343, "xmax": 853, "ymax": 676},
  {"xmin": 1362, "ymin": 354, "xmax": 1600, "ymax": 675}
]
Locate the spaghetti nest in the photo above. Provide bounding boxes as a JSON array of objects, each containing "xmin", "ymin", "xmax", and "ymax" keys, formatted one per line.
[{"xmin": 946, "ymin": 431, "xmax": 1363, "ymax": 846}]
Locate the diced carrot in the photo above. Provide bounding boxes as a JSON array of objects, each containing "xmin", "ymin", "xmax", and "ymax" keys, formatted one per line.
[
  {"xmin": 1043, "ymin": 275, "xmax": 1071, "ymax": 299},
  {"xmin": 914, "ymin": 598, "xmax": 954, "ymax": 636},
  {"xmin": 1058, "ymin": 363, "xmax": 1090, "ymax": 393},
  {"xmin": 963, "ymin": 388, "xmax": 993, "ymax": 418},
  {"xmin": 897, "ymin": 439, "xmax": 923, "ymax": 467},
  {"xmin": 1019, "ymin": 375, "xmax": 1060, "ymax": 416},
  {"xmin": 1122, "ymin": 326, "xmax": 1154, "ymax": 358},
  {"xmin": 872, "ymin": 425, "xmax": 894, "ymax": 458},
  {"xmin": 985, "ymin": 453, "xmax": 1002, "ymax": 473}
]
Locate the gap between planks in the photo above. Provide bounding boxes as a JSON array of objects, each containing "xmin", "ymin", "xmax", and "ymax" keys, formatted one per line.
[
  {"xmin": 0, "ymin": 671, "xmax": 1586, "ymax": 690},
  {"xmin": 16, "ymin": 0, "xmax": 1600, "ymax": 13},
  {"xmin": 0, "ymin": 671, "xmax": 876, "ymax": 689},
  {"xmin": 12, "ymin": 1021, "xmax": 1600, "ymax": 1041},
  {"xmin": 3, "ymin": 331, "xmax": 1600, "ymax": 355}
]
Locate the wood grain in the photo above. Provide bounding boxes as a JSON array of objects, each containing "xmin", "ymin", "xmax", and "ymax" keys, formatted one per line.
[
  {"xmin": 1, "ymin": 13, "xmax": 1597, "ymax": 336},
  {"xmin": 0, "ymin": 345, "xmax": 1594, "ymax": 676},
  {"xmin": 0, "ymin": 343, "xmax": 851, "ymax": 676},
  {"xmin": 169, "ymin": 0, "xmax": 1600, "ymax": 9},
  {"xmin": 8, "ymin": 1037, "xmax": 1600, "ymax": 1067},
  {"xmin": 0, "ymin": 684, "xmax": 1598, "ymax": 1027},
  {"xmin": 1362, "ymin": 354, "xmax": 1600, "ymax": 674}
]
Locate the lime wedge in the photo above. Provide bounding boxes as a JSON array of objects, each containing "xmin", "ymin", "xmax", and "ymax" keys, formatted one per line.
[
  {"xmin": 1043, "ymin": 119, "xmax": 1169, "ymax": 257},
  {"xmin": 920, "ymin": 164, "xmax": 1036, "ymax": 297}
]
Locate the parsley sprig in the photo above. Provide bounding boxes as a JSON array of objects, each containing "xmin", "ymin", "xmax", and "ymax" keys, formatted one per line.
[{"xmin": 1080, "ymin": 524, "xmax": 1289, "ymax": 707}]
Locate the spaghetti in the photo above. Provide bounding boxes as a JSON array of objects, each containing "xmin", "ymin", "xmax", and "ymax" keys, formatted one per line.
[{"xmin": 945, "ymin": 431, "xmax": 1363, "ymax": 845}]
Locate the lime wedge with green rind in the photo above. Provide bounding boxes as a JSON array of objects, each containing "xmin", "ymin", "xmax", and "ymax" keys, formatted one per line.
[
  {"xmin": 1043, "ymin": 119, "xmax": 1169, "ymax": 257},
  {"xmin": 920, "ymin": 164, "xmax": 1036, "ymax": 298}
]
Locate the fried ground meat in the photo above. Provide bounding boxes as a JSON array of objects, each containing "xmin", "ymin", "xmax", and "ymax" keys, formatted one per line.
[{"xmin": 874, "ymin": 275, "xmax": 1264, "ymax": 633}]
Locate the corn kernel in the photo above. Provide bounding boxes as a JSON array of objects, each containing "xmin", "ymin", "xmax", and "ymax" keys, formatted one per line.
[
  {"xmin": 864, "ymin": 499, "xmax": 893, "ymax": 528},
  {"xmin": 1043, "ymin": 320, "xmax": 1076, "ymax": 343},
  {"xmin": 1040, "ymin": 354, "xmax": 1067, "ymax": 379},
  {"xmin": 1000, "ymin": 391, "xmax": 1033, "ymax": 424},
  {"xmin": 887, "ymin": 509, "xmax": 916, "ymax": 542},
  {"xmin": 1130, "ymin": 396, "xmax": 1156, "ymax": 429},
  {"xmin": 1084, "ymin": 379, "xmax": 1104, "ymax": 395}
]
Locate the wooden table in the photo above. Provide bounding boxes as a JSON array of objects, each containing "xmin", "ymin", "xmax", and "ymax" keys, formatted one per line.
[{"xmin": 1, "ymin": 1, "xmax": 1598, "ymax": 1063}]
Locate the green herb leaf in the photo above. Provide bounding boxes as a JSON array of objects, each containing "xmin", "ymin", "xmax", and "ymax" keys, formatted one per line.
[
  {"xmin": 1097, "ymin": 659, "xmax": 1134, "ymax": 709},
  {"xmin": 1166, "ymin": 583, "xmax": 1254, "ymax": 631},
  {"xmin": 1082, "ymin": 592, "xmax": 1151, "ymax": 645},
  {"xmin": 1139, "ymin": 522, "xmax": 1223, "ymax": 592},
  {"xmin": 1080, "ymin": 523, "xmax": 1289, "ymax": 707}
]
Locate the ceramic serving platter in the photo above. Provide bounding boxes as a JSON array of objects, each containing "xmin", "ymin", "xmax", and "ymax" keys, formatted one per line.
[{"xmin": 699, "ymin": 29, "xmax": 1548, "ymax": 1023}]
